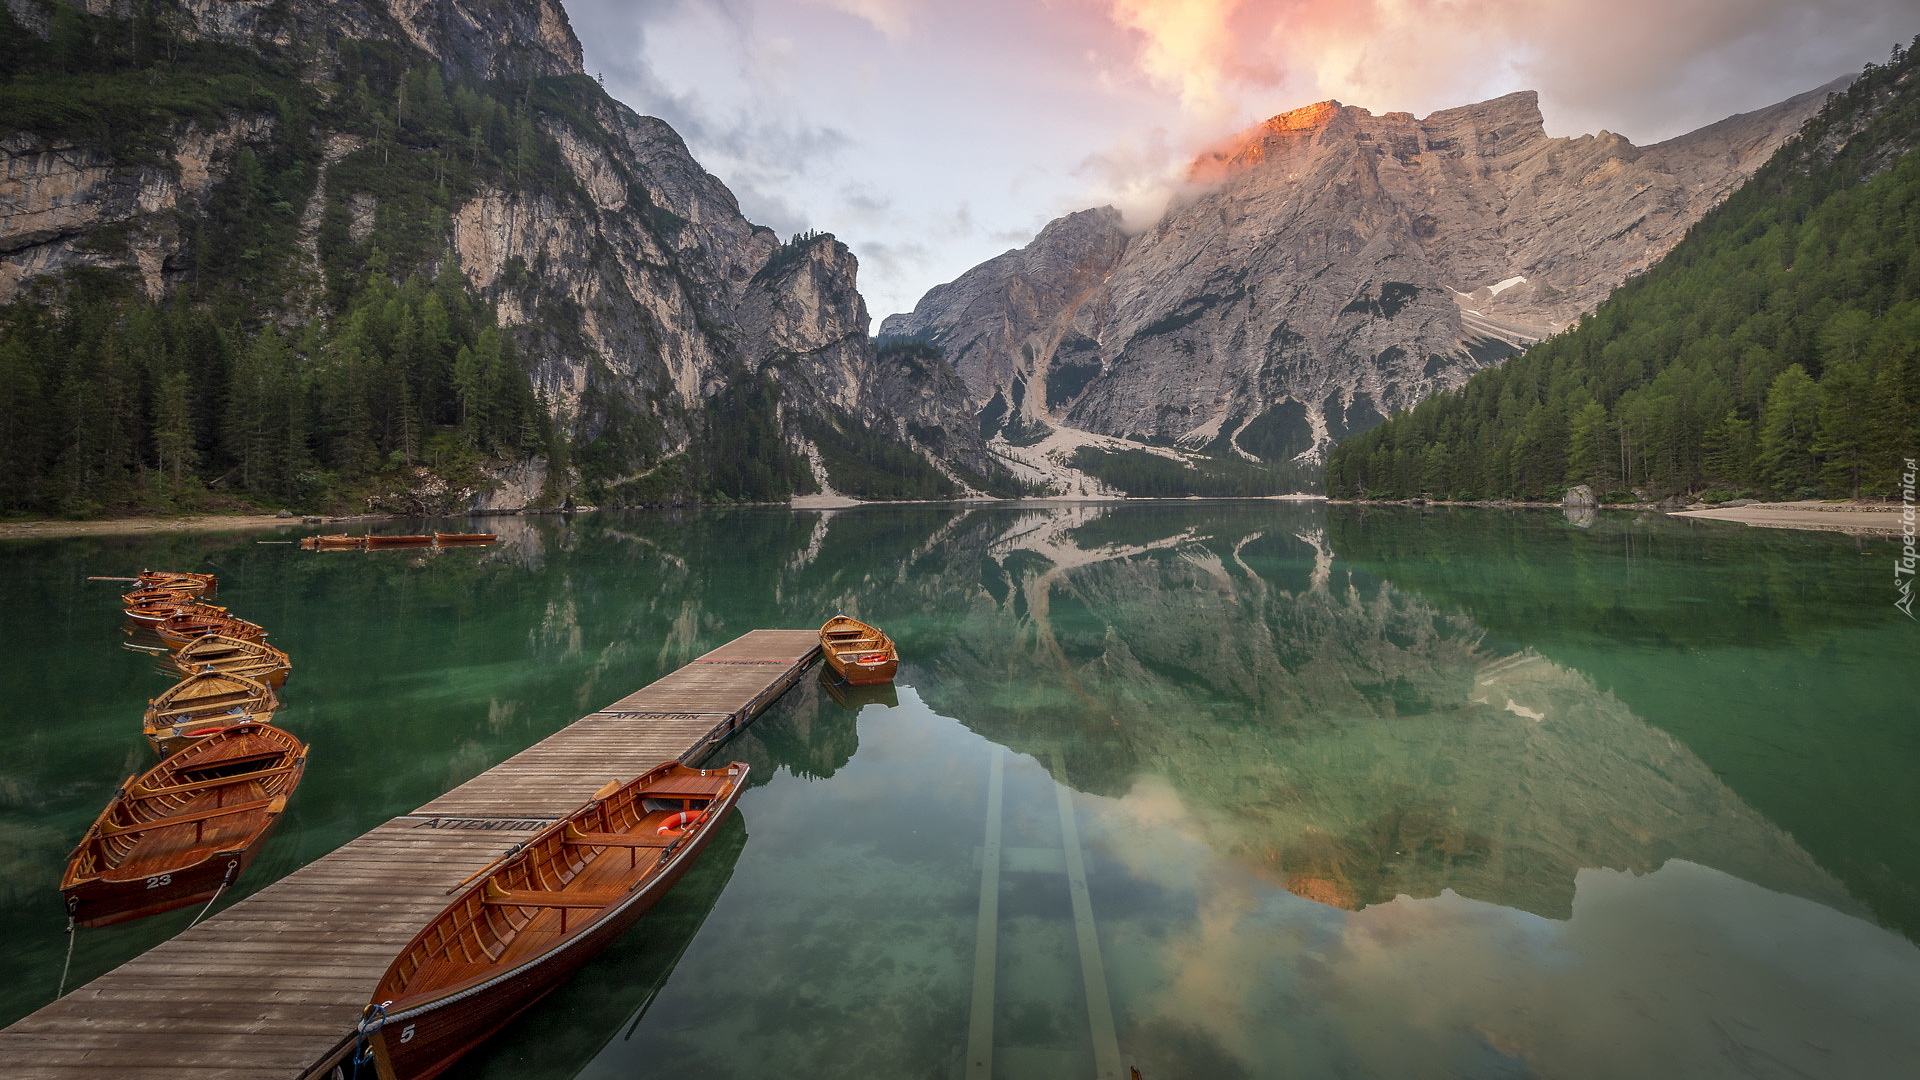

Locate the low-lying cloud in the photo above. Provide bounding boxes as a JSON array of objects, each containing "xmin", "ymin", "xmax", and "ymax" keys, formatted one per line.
[{"xmin": 1095, "ymin": 0, "xmax": 1917, "ymax": 141}]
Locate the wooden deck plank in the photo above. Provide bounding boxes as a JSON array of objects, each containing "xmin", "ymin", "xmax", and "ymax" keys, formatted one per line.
[
  {"xmin": 10, "ymin": 987, "xmax": 379, "ymax": 1006},
  {"xmin": 2, "ymin": 630, "xmax": 819, "ymax": 1079}
]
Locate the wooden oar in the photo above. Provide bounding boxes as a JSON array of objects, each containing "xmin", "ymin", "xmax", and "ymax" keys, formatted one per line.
[
  {"xmin": 441, "ymin": 779, "xmax": 622, "ymax": 894},
  {"xmin": 87, "ymin": 576, "xmax": 140, "ymax": 582}
]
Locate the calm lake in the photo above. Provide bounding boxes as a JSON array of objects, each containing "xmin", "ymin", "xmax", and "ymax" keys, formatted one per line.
[{"xmin": 2, "ymin": 502, "xmax": 1917, "ymax": 1078}]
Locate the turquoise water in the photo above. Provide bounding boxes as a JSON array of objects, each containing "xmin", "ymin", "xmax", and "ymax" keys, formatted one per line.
[{"xmin": 1, "ymin": 503, "xmax": 1916, "ymax": 1078}]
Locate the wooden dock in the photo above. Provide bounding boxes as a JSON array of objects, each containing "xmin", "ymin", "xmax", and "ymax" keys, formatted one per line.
[{"xmin": 2, "ymin": 629, "xmax": 820, "ymax": 1079}]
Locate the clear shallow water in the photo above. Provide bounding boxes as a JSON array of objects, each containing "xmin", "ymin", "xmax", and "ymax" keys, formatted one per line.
[{"xmin": 1, "ymin": 503, "xmax": 1916, "ymax": 1078}]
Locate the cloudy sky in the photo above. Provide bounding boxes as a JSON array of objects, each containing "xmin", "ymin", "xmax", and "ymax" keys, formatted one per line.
[{"xmin": 563, "ymin": 0, "xmax": 1919, "ymax": 322}]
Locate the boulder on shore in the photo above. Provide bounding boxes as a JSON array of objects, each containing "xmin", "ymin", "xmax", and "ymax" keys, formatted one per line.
[{"xmin": 1563, "ymin": 485, "xmax": 1597, "ymax": 508}]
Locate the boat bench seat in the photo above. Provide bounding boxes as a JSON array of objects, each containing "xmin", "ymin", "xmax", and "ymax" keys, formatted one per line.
[
  {"xmin": 637, "ymin": 777, "xmax": 727, "ymax": 798},
  {"xmin": 98, "ymin": 794, "xmax": 285, "ymax": 836},
  {"xmin": 132, "ymin": 761, "xmax": 299, "ymax": 798},
  {"xmin": 484, "ymin": 880, "xmax": 626, "ymax": 908},
  {"xmin": 564, "ymin": 826, "xmax": 672, "ymax": 848},
  {"xmin": 155, "ymin": 696, "xmax": 263, "ymax": 715}
]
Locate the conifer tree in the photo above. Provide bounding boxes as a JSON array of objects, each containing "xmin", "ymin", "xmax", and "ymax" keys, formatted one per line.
[{"xmin": 1759, "ymin": 365, "xmax": 1821, "ymax": 494}]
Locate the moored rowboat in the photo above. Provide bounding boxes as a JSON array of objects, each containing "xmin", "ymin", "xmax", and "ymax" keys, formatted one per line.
[
  {"xmin": 358, "ymin": 760, "xmax": 750, "ymax": 1080},
  {"xmin": 170, "ymin": 634, "xmax": 292, "ymax": 689},
  {"xmin": 124, "ymin": 596, "xmax": 220, "ymax": 626},
  {"xmin": 142, "ymin": 670, "xmax": 279, "ymax": 755},
  {"xmin": 137, "ymin": 570, "xmax": 217, "ymax": 598},
  {"xmin": 124, "ymin": 585, "xmax": 206, "ymax": 607},
  {"xmin": 819, "ymin": 614, "xmax": 898, "ymax": 686},
  {"xmin": 156, "ymin": 610, "xmax": 267, "ymax": 651},
  {"xmin": 60, "ymin": 722, "xmax": 306, "ymax": 927},
  {"xmin": 432, "ymin": 532, "xmax": 496, "ymax": 544},
  {"xmin": 300, "ymin": 534, "xmax": 365, "ymax": 550}
]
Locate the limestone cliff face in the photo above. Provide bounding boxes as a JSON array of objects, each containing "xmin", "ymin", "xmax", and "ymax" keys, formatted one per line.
[
  {"xmin": 738, "ymin": 238, "xmax": 872, "ymax": 414},
  {"xmin": 734, "ymin": 237, "xmax": 1009, "ymax": 486},
  {"xmin": 0, "ymin": 116, "xmax": 277, "ymax": 302},
  {"xmin": 0, "ymin": 0, "xmax": 999, "ymax": 500},
  {"xmin": 884, "ymin": 83, "xmax": 1848, "ymax": 462},
  {"xmin": 882, "ymin": 207, "xmax": 1130, "ymax": 411},
  {"xmin": 441, "ymin": 96, "xmax": 780, "ymax": 426},
  {"xmin": 18, "ymin": 0, "xmax": 585, "ymax": 80}
]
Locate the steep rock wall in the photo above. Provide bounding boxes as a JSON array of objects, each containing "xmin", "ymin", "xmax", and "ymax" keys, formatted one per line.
[
  {"xmin": 885, "ymin": 82, "xmax": 1849, "ymax": 463},
  {"xmin": 0, "ymin": 116, "xmax": 275, "ymax": 302}
]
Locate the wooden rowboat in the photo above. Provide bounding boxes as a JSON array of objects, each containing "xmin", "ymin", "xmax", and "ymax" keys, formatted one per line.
[
  {"xmin": 358, "ymin": 760, "xmax": 750, "ymax": 1080},
  {"xmin": 364, "ymin": 534, "xmax": 435, "ymax": 548},
  {"xmin": 819, "ymin": 615, "xmax": 898, "ymax": 686},
  {"xmin": 432, "ymin": 532, "xmax": 496, "ymax": 544},
  {"xmin": 143, "ymin": 670, "xmax": 279, "ymax": 755},
  {"xmin": 170, "ymin": 634, "xmax": 291, "ymax": 689},
  {"xmin": 155, "ymin": 610, "xmax": 267, "ymax": 651},
  {"xmin": 137, "ymin": 570, "xmax": 217, "ymax": 598},
  {"xmin": 61, "ymin": 723, "xmax": 305, "ymax": 927},
  {"xmin": 300, "ymin": 534, "xmax": 364, "ymax": 550},
  {"xmin": 124, "ymin": 597, "xmax": 220, "ymax": 627},
  {"xmin": 124, "ymin": 585, "xmax": 205, "ymax": 606},
  {"xmin": 144, "ymin": 601, "xmax": 230, "ymax": 621}
]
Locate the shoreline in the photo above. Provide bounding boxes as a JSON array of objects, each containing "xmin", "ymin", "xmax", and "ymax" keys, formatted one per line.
[
  {"xmin": 5, "ymin": 495, "xmax": 1904, "ymax": 542},
  {"xmin": 1666, "ymin": 500, "xmax": 1908, "ymax": 537},
  {"xmin": 0, "ymin": 507, "xmax": 595, "ymax": 541},
  {"xmin": 1, "ymin": 493, "xmax": 1334, "ymax": 539},
  {"xmin": 1331, "ymin": 497, "xmax": 1909, "ymax": 537},
  {"xmin": 0, "ymin": 514, "xmax": 310, "ymax": 541}
]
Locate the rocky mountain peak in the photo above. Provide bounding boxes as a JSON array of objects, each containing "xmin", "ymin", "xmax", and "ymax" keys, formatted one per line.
[
  {"xmin": 1419, "ymin": 89, "xmax": 1547, "ymax": 152},
  {"xmin": 1189, "ymin": 91, "xmax": 1551, "ymax": 187},
  {"xmin": 887, "ymin": 79, "xmax": 1849, "ymax": 468},
  {"xmin": 1186, "ymin": 100, "xmax": 1350, "ymax": 182},
  {"xmin": 878, "ymin": 205, "xmax": 1129, "ymax": 411}
]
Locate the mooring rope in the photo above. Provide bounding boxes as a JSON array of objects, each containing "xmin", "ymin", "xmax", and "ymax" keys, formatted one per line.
[
  {"xmin": 188, "ymin": 880, "xmax": 230, "ymax": 928},
  {"xmin": 188, "ymin": 860, "xmax": 240, "ymax": 928},
  {"xmin": 351, "ymin": 1002, "xmax": 390, "ymax": 1079},
  {"xmin": 55, "ymin": 917, "xmax": 75, "ymax": 999}
]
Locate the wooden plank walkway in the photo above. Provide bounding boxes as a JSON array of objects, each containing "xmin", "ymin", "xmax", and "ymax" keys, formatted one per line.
[{"xmin": 2, "ymin": 630, "xmax": 820, "ymax": 1080}]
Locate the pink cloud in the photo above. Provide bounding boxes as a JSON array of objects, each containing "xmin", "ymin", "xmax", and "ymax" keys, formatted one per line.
[{"xmin": 1092, "ymin": 0, "xmax": 1915, "ymax": 139}]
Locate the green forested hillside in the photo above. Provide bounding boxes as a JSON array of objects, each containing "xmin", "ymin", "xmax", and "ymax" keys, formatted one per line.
[
  {"xmin": 0, "ymin": 4, "xmax": 970, "ymax": 518},
  {"xmin": 1327, "ymin": 40, "xmax": 1920, "ymax": 502},
  {"xmin": 0, "ymin": 5, "xmax": 572, "ymax": 515}
]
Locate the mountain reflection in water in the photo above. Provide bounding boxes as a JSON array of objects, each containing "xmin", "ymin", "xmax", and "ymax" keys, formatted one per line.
[
  {"xmin": 464, "ymin": 500, "xmax": 1916, "ymax": 1080},
  {"xmin": 907, "ymin": 505, "xmax": 1853, "ymax": 921}
]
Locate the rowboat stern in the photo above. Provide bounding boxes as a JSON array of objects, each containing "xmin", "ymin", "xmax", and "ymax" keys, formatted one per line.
[
  {"xmin": 145, "ymin": 709, "xmax": 277, "ymax": 757},
  {"xmin": 63, "ymin": 832, "xmax": 274, "ymax": 928},
  {"xmin": 59, "ymin": 728, "xmax": 305, "ymax": 927},
  {"xmin": 360, "ymin": 762, "xmax": 751, "ymax": 1080},
  {"xmin": 840, "ymin": 655, "xmax": 899, "ymax": 685}
]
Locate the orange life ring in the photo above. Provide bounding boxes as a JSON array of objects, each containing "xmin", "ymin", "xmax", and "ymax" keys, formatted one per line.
[{"xmin": 656, "ymin": 810, "xmax": 708, "ymax": 837}]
